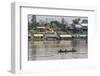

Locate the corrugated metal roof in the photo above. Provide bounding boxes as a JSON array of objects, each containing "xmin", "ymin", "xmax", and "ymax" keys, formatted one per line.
[
  {"xmin": 45, "ymin": 34, "xmax": 58, "ymax": 37},
  {"xmin": 80, "ymin": 35, "xmax": 87, "ymax": 37},
  {"xmin": 60, "ymin": 35, "xmax": 72, "ymax": 37},
  {"xmin": 37, "ymin": 27, "xmax": 46, "ymax": 29},
  {"xmin": 81, "ymin": 23, "xmax": 88, "ymax": 26},
  {"xmin": 75, "ymin": 24, "xmax": 82, "ymax": 28},
  {"xmin": 33, "ymin": 34, "xmax": 43, "ymax": 37}
]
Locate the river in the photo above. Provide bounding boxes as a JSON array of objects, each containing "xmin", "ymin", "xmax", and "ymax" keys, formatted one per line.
[{"xmin": 28, "ymin": 39, "xmax": 88, "ymax": 61}]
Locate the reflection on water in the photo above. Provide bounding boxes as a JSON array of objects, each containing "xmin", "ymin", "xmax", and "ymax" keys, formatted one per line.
[{"xmin": 28, "ymin": 39, "xmax": 88, "ymax": 61}]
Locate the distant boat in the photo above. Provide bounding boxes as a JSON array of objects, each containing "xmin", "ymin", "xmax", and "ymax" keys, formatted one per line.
[
  {"xmin": 45, "ymin": 34, "xmax": 58, "ymax": 41},
  {"xmin": 58, "ymin": 48, "xmax": 76, "ymax": 54}
]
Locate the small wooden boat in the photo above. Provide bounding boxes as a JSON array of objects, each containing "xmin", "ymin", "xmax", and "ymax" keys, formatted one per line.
[{"xmin": 58, "ymin": 48, "xmax": 76, "ymax": 54}]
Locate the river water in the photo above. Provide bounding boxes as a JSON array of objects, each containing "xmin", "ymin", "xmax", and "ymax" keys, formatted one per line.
[{"xmin": 28, "ymin": 39, "xmax": 88, "ymax": 61}]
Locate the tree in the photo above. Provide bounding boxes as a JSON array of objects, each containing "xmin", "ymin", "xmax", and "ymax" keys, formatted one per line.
[
  {"xmin": 61, "ymin": 18, "xmax": 65, "ymax": 24},
  {"xmin": 28, "ymin": 22, "xmax": 33, "ymax": 30},
  {"xmin": 73, "ymin": 18, "xmax": 80, "ymax": 24},
  {"xmin": 31, "ymin": 15, "xmax": 36, "ymax": 27},
  {"xmin": 71, "ymin": 18, "xmax": 80, "ymax": 34}
]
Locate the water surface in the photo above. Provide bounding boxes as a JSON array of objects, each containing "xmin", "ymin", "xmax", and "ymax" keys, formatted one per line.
[{"xmin": 28, "ymin": 39, "xmax": 88, "ymax": 61}]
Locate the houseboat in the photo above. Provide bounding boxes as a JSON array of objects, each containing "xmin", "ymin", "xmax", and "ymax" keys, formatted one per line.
[
  {"xmin": 45, "ymin": 34, "xmax": 58, "ymax": 41},
  {"xmin": 59, "ymin": 34, "xmax": 72, "ymax": 40},
  {"xmin": 33, "ymin": 34, "xmax": 44, "ymax": 41}
]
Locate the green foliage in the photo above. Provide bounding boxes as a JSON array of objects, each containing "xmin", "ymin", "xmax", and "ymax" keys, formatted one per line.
[
  {"xmin": 72, "ymin": 18, "xmax": 80, "ymax": 24},
  {"xmin": 30, "ymin": 28, "xmax": 45, "ymax": 35},
  {"xmin": 28, "ymin": 22, "xmax": 34, "ymax": 30},
  {"xmin": 30, "ymin": 29, "xmax": 37, "ymax": 34}
]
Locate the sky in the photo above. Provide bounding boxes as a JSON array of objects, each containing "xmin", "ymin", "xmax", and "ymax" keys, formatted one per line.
[{"xmin": 28, "ymin": 15, "xmax": 88, "ymax": 25}]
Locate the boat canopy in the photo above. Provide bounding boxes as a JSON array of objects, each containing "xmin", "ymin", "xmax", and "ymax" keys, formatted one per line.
[
  {"xmin": 81, "ymin": 23, "xmax": 88, "ymax": 27},
  {"xmin": 60, "ymin": 35, "xmax": 72, "ymax": 37},
  {"xmin": 37, "ymin": 26, "xmax": 46, "ymax": 29},
  {"xmin": 75, "ymin": 24, "xmax": 82, "ymax": 28},
  {"xmin": 33, "ymin": 34, "xmax": 43, "ymax": 37}
]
